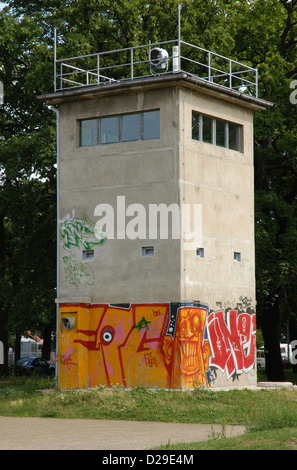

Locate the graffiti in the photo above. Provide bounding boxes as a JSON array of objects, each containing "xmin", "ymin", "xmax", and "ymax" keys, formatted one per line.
[
  {"xmin": 144, "ymin": 352, "xmax": 159, "ymax": 368},
  {"xmin": 207, "ymin": 309, "xmax": 256, "ymax": 379},
  {"xmin": 60, "ymin": 347, "xmax": 79, "ymax": 387},
  {"xmin": 60, "ymin": 211, "xmax": 106, "ymax": 286},
  {"xmin": 58, "ymin": 303, "xmax": 256, "ymax": 389},
  {"xmin": 63, "ymin": 254, "xmax": 95, "ymax": 287},
  {"xmin": 163, "ymin": 306, "xmax": 211, "ymax": 388},
  {"xmin": 60, "ymin": 212, "xmax": 106, "ymax": 252},
  {"xmin": 134, "ymin": 317, "xmax": 151, "ymax": 331}
]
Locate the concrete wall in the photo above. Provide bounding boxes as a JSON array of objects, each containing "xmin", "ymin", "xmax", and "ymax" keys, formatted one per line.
[
  {"xmin": 179, "ymin": 87, "xmax": 255, "ymax": 310},
  {"xmin": 56, "ymin": 79, "xmax": 258, "ymax": 389},
  {"xmin": 58, "ymin": 86, "xmax": 181, "ymax": 304}
]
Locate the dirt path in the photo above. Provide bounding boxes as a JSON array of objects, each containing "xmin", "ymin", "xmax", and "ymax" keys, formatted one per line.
[{"xmin": 0, "ymin": 416, "xmax": 246, "ymax": 450}]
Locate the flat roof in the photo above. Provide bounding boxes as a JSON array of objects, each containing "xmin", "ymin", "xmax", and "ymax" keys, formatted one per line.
[{"xmin": 39, "ymin": 72, "xmax": 273, "ymax": 112}]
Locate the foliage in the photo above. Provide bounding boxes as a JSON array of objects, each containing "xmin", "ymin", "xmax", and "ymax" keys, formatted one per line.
[{"xmin": 0, "ymin": 0, "xmax": 297, "ymax": 379}]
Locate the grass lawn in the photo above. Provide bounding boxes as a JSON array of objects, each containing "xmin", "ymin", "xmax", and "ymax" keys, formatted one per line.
[{"xmin": 0, "ymin": 369, "xmax": 297, "ymax": 450}]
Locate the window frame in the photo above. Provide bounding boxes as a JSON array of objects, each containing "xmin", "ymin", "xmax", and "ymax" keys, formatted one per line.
[
  {"xmin": 79, "ymin": 109, "xmax": 160, "ymax": 147},
  {"xmin": 192, "ymin": 111, "xmax": 243, "ymax": 153}
]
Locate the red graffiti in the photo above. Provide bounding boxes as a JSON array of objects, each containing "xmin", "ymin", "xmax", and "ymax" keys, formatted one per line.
[{"xmin": 207, "ymin": 310, "xmax": 256, "ymax": 379}]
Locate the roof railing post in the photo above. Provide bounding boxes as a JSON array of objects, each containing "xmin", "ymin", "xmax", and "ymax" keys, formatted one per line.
[
  {"xmin": 97, "ymin": 54, "xmax": 100, "ymax": 84},
  {"xmin": 131, "ymin": 47, "xmax": 134, "ymax": 80},
  {"xmin": 54, "ymin": 28, "xmax": 57, "ymax": 92},
  {"xmin": 178, "ymin": 3, "xmax": 182, "ymax": 72},
  {"xmin": 60, "ymin": 62, "xmax": 62, "ymax": 90}
]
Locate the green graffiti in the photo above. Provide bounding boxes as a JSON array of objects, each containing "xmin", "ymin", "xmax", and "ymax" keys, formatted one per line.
[
  {"xmin": 63, "ymin": 254, "xmax": 95, "ymax": 287},
  {"xmin": 60, "ymin": 212, "xmax": 106, "ymax": 286},
  {"xmin": 134, "ymin": 316, "xmax": 151, "ymax": 331},
  {"xmin": 60, "ymin": 214, "xmax": 106, "ymax": 252}
]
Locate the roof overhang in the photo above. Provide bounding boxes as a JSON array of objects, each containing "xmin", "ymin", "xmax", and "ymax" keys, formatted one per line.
[{"xmin": 38, "ymin": 72, "xmax": 273, "ymax": 112}]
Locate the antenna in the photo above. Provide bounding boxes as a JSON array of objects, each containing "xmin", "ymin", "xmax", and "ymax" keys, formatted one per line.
[
  {"xmin": 177, "ymin": 3, "xmax": 183, "ymax": 73},
  {"xmin": 54, "ymin": 28, "xmax": 57, "ymax": 92}
]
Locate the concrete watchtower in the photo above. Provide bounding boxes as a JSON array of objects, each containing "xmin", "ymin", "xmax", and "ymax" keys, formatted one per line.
[{"xmin": 40, "ymin": 30, "xmax": 272, "ymax": 389}]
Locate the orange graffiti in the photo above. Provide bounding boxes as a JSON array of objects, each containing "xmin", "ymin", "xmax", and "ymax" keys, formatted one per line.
[{"xmin": 58, "ymin": 303, "xmax": 256, "ymax": 389}]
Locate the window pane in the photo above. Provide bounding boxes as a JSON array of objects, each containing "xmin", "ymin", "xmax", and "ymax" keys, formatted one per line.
[
  {"xmin": 143, "ymin": 110, "xmax": 160, "ymax": 140},
  {"xmin": 202, "ymin": 116, "xmax": 212, "ymax": 143},
  {"xmin": 192, "ymin": 112, "xmax": 200, "ymax": 141},
  {"xmin": 80, "ymin": 119, "xmax": 98, "ymax": 146},
  {"xmin": 122, "ymin": 113, "xmax": 140, "ymax": 141},
  {"xmin": 100, "ymin": 116, "xmax": 119, "ymax": 144},
  {"xmin": 229, "ymin": 122, "xmax": 241, "ymax": 151},
  {"xmin": 216, "ymin": 119, "xmax": 226, "ymax": 147}
]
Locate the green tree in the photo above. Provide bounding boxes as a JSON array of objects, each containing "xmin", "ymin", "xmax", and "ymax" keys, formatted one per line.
[
  {"xmin": 2, "ymin": 0, "xmax": 297, "ymax": 382},
  {"xmin": 228, "ymin": 0, "xmax": 297, "ymax": 380},
  {"xmin": 0, "ymin": 8, "xmax": 56, "ymax": 372}
]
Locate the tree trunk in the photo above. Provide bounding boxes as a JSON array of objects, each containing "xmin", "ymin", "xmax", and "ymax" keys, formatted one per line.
[
  {"xmin": 14, "ymin": 334, "xmax": 21, "ymax": 362},
  {"xmin": 0, "ymin": 215, "xmax": 9, "ymax": 377},
  {"xmin": 262, "ymin": 302, "xmax": 285, "ymax": 382},
  {"xmin": 0, "ymin": 309, "xmax": 9, "ymax": 377}
]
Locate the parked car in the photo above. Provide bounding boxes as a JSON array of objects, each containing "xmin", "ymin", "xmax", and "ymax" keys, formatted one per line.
[{"xmin": 14, "ymin": 356, "xmax": 55, "ymax": 376}]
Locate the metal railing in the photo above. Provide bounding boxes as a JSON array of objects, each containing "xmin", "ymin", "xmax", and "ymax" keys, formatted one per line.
[{"xmin": 54, "ymin": 39, "xmax": 258, "ymax": 97}]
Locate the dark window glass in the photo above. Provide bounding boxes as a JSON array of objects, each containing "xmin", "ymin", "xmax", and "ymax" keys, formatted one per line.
[
  {"xmin": 80, "ymin": 119, "xmax": 98, "ymax": 146},
  {"xmin": 202, "ymin": 116, "xmax": 212, "ymax": 143},
  {"xmin": 122, "ymin": 113, "xmax": 140, "ymax": 141},
  {"xmin": 192, "ymin": 111, "xmax": 242, "ymax": 152},
  {"xmin": 229, "ymin": 122, "xmax": 241, "ymax": 151},
  {"xmin": 143, "ymin": 110, "xmax": 160, "ymax": 139},
  {"xmin": 100, "ymin": 116, "xmax": 119, "ymax": 144},
  {"xmin": 192, "ymin": 112, "xmax": 200, "ymax": 141},
  {"xmin": 216, "ymin": 119, "xmax": 226, "ymax": 147}
]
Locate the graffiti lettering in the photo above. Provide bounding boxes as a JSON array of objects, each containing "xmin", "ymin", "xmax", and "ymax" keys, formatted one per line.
[
  {"xmin": 60, "ymin": 213, "xmax": 106, "ymax": 252},
  {"xmin": 144, "ymin": 352, "xmax": 159, "ymax": 367},
  {"xmin": 207, "ymin": 310, "xmax": 256, "ymax": 379},
  {"xmin": 60, "ymin": 211, "xmax": 106, "ymax": 286},
  {"xmin": 63, "ymin": 254, "xmax": 95, "ymax": 286},
  {"xmin": 58, "ymin": 303, "xmax": 256, "ymax": 389}
]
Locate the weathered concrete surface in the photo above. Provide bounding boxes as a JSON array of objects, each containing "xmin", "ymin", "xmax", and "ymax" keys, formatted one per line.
[{"xmin": 0, "ymin": 416, "xmax": 246, "ymax": 450}]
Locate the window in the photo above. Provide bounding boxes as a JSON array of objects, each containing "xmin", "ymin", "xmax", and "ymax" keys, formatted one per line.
[
  {"xmin": 80, "ymin": 119, "xmax": 98, "ymax": 147},
  {"xmin": 79, "ymin": 110, "xmax": 160, "ymax": 147},
  {"xmin": 143, "ymin": 110, "xmax": 160, "ymax": 140},
  {"xmin": 234, "ymin": 251, "xmax": 241, "ymax": 262},
  {"xmin": 216, "ymin": 119, "xmax": 226, "ymax": 148},
  {"xmin": 122, "ymin": 113, "xmax": 140, "ymax": 142},
  {"xmin": 100, "ymin": 116, "xmax": 119, "ymax": 144},
  {"xmin": 203, "ymin": 115, "xmax": 213, "ymax": 144},
  {"xmin": 192, "ymin": 111, "xmax": 242, "ymax": 152},
  {"xmin": 142, "ymin": 246, "xmax": 155, "ymax": 257},
  {"xmin": 82, "ymin": 250, "xmax": 94, "ymax": 260},
  {"xmin": 196, "ymin": 247, "xmax": 204, "ymax": 258}
]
